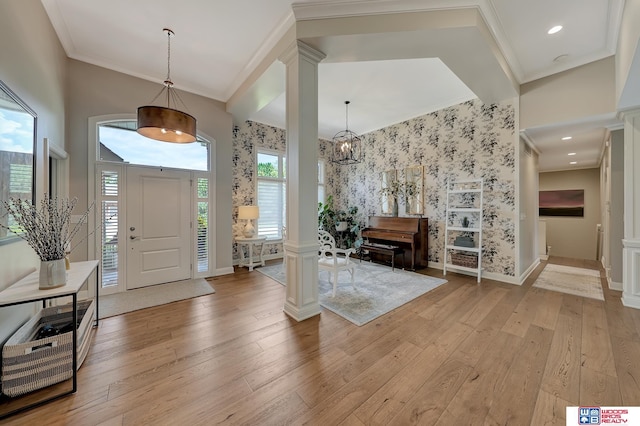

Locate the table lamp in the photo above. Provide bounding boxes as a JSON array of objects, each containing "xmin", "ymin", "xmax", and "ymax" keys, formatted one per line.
[{"xmin": 238, "ymin": 205, "xmax": 259, "ymax": 238}]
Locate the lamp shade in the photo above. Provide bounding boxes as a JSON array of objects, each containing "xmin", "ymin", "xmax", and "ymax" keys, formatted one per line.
[
  {"xmin": 238, "ymin": 205, "xmax": 259, "ymax": 220},
  {"xmin": 137, "ymin": 106, "xmax": 197, "ymax": 143}
]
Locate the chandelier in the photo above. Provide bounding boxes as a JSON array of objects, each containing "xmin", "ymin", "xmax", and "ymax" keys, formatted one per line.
[
  {"xmin": 137, "ymin": 28, "xmax": 197, "ymax": 143},
  {"xmin": 331, "ymin": 101, "xmax": 362, "ymax": 165}
]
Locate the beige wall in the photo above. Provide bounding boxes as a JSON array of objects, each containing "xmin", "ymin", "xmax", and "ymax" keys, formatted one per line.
[
  {"xmin": 67, "ymin": 60, "xmax": 234, "ymax": 272},
  {"xmin": 617, "ymin": 0, "xmax": 640, "ymax": 108},
  {"xmin": 539, "ymin": 168, "xmax": 601, "ymax": 260},
  {"xmin": 518, "ymin": 138, "xmax": 539, "ymax": 277},
  {"xmin": 520, "ymin": 57, "xmax": 616, "ymax": 130},
  {"xmin": 0, "ymin": 0, "xmax": 68, "ymax": 342}
]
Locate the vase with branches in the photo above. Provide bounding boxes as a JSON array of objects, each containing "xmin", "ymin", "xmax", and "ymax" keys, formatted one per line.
[
  {"xmin": 380, "ymin": 179, "xmax": 405, "ymax": 216},
  {"xmin": 1, "ymin": 196, "xmax": 94, "ymax": 289}
]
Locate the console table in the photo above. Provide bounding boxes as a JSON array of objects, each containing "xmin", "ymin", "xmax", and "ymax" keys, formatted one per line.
[
  {"xmin": 236, "ymin": 236, "xmax": 267, "ymax": 271},
  {"xmin": 0, "ymin": 260, "xmax": 99, "ymax": 419}
]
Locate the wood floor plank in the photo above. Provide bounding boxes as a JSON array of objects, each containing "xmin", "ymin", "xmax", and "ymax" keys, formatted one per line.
[
  {"xmin": 485, "ymin": 325, "xmax": 554, "ymax": 426},
  {"xmin": 4, "ymin": 259, "xmax": 640, "ymax": 425},
  {"xmin": 581, "ymin": 300, "xmax": 617, "ymax": 378},
  {"xmin": 540, "ymin": 310, "xmax": 582, "ymax": 405},
  {"xmin": 289, "ymin": 341, "xmax": 423, "ymax": 425},
  {"xmin": 352, "ymin": 321, "xmax": 473, "ymax": 425},
  {"xmin": 387, "ymin": 358, "xmax": 472, "ymax": 425},
  {"xmin": 501, "ymin": 287, "xmax": 546, "ymax": 337},
  {"xmin": 530, "ymin": 389, "xmax": 572, "ymax": 426},
  {"xmin": 580, "ymin": 367, "xmax": 622, "ymax": 406},
  {"xmin": 434, "ymin": 331, "xmax": 522, "ymax": 425},
  {"xmin": 610, "ymin": 336, "xmax": 640, "ymax": 405}
]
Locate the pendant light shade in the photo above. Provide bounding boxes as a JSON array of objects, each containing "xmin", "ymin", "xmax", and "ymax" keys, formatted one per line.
[
  {"xmin": 137, "ymin": 106, "xmax": 196, "ymax": 143},
  {"xmin": 137, "ymin": 28, "xmax": 197, "ymax": 143},
  {"xmin": 332, "ymin": 101, "xmax": 362, "ymax": 165}
]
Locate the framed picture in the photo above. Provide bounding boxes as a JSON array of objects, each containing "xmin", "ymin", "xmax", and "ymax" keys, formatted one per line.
[
  {"xmin": 404, "ymin": 165, "xmax": 423, "ymax": 215},
  {"xmin": 380, "ymin": 170, "xmax": 396, "ymax": 215},
  {"xmin": 539, "ymin": 189, "xmax": 584, "ymax": 217}
]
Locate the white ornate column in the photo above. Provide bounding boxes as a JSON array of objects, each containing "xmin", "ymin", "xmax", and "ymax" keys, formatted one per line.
[
  {"xmin": 280, "ymin": 41, "xmax": 326, "ymax": 321},
  {"xmin": 621, "ymin": 109, "xmax": 640, "ymax": 309}
]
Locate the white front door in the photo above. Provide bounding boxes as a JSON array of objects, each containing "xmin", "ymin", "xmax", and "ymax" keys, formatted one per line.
[{"xmin": 126, "ymin": 166, "xmax": 191, "ymax": 289}]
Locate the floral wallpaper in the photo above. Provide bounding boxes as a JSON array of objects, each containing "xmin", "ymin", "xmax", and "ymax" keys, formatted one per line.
[
  {"xmin": 232, "ymin": 98, "xmax": 516, "ymax": 277},
  {"xmin": 232, "ymin": 121, "xmax": 334, "ymax": 261},
  {"xmin": 331, "ymin": 98, "xmax": 517, "ymax": 277}
]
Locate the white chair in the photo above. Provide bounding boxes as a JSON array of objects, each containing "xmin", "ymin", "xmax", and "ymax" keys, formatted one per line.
[{"xmin": 318, "ymin": 230, "xmax": 356, "ymax": 296}]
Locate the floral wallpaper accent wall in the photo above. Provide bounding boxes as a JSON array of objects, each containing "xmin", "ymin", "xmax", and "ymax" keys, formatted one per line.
[
  {"xmin": 232, "ymin": 98, "xmax": 516, "ymax": 278},
  {"xmin": 332, "ymin": 98, "xmax": 517, "ymax": 277},
  {"xmin": 232, "ymin": 121, "xmax": 334, "ymax": 261}
]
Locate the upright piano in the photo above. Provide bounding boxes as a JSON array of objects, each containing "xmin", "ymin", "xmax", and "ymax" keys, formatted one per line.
[{"xmin": 361, "ymin": 216, "xmax": 428, "ymax": 270}]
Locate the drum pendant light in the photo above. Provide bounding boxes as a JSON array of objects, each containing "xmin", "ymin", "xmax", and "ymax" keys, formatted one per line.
[{"xmin": 137, "ymin": 28, "xmax": 197, "ymax": 143}]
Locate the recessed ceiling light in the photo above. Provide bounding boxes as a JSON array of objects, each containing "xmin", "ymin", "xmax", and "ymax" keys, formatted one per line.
[
  {"xmin": 568, "ymin": 152, "xmax": 576, "ymax": 156},
  {"xmin": 548, "ymin": 25, "xmax": 563, "ymax": 35},
  {"xmin": 570, "ymin": 161, "xmax": 577, "ymax": 165},
  {"xmin": 562, "ymin": 136, "xmax": 572, "ymax": 140}
]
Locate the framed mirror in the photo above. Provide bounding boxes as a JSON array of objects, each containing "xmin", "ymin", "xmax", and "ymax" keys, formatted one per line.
[
  {"xmin": 380, "ymin": 169, "xmax": 397, "ymax": 215},
  {"xmin": 405, "ymin": 165, "xmax": 423, "ymax": 215},
  {"xmin": 0, "ymin": 80, "xmax": 37, "ymax": 245}
]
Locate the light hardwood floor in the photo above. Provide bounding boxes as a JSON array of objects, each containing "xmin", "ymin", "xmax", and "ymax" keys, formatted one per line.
[{"xmin": 2, "ymin": 256, "xmax": 640, "ymax": 425}]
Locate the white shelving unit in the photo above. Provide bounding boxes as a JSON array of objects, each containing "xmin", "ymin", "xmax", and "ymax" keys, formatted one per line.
[{"xmin": 443, "ymin": 178, "xmax": 483, "ymax": 283}]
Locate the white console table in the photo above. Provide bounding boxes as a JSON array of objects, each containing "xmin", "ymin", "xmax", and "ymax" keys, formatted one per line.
[
  {"xmin": 0, "ymin": 260, "xmax": 99, "ymax": 419},
  {"xmin": 236, "ymin": 236, "xmax": 267, "ymax": 271}
]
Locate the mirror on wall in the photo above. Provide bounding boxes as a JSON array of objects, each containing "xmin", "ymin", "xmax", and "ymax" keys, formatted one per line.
[
  {"xmin": 380, "ymin": 169, "xmax": 397, "ymax": 215},
  {"xmin": 0, "ymin": 80, "xmax": 37, "ymax": 245},
  {"xmin": 405, "ymin": 165, "xmax": 424, "ymax": 215}
]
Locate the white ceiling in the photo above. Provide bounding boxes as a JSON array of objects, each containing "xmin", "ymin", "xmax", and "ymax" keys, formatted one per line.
[{"xmin": 41, "ymin": 0, "xmax": 625, "ymax": 172}]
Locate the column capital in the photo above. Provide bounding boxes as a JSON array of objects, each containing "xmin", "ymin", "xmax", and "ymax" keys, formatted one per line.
[{"xmin": 279, "ymin": 40, "xmax": 326, "ymax": 65}]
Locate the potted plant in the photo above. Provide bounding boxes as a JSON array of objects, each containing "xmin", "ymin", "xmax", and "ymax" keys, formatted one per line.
[
  {"xmin": 318, "ymin": 196, "xmax": 362, "ymax": 249},
  {"xmin": 1, "ymin": 196, "xmax": 93, "ymax": 289}
]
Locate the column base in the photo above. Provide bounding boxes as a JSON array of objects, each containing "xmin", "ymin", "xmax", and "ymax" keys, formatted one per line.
[
  {"xmin": 622, "ymin": 239, "xmax": 640, "ymax": 309},
  {"xmin": 282, "ymin": 241, "xmax": 321, "ymax": 322}
]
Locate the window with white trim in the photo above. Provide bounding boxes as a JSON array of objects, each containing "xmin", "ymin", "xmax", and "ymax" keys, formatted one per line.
[
  {"xmin": 256, "ymin": 150, "xmax": 286, "ymax": 239},
  {"xmin": 256, "ymin": 150, "xmax": 326, "ymax": 239}
]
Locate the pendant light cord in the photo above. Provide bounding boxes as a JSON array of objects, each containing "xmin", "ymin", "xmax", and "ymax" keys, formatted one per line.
[{"xmin": 345, "ymin": 100, "xmax": 350, "ymax": 131}]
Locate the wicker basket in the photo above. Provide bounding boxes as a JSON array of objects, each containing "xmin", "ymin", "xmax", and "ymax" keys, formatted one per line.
[
  {"xmin": 451, "ymin": 252, "xmax": 478, "ymax": 269},
  {"xmin": 1, "ymin": 299, "xmax": 94, "ymax": 397}
]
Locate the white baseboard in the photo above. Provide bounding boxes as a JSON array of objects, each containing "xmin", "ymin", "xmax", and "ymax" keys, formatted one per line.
[
  {"xmin": 608, "ymin": 277, "xmax": 623, "ymax": 291},
  {"xmin": 518, "ymin": 259, "xmax": 540, "ymax": 285},
  {"xmin": 215, "ymin": 267, "xmax": 234, "ymax": 276},
  {"xmin": 427, "ymin": 261, "xmax": 520, "ymax": 285},
  {"xmin": 540, "ymin": 254, "xmax": 548, "ymax": 261},
  {"xmin": 622, "ymin": 292, "xmax": 640, "ymax": 309}
]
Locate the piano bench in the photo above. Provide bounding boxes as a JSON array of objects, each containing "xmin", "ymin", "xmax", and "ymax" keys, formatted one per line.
[{"xmin": 359, "ymin": 243, "xmax": 405, "ymax": 271}]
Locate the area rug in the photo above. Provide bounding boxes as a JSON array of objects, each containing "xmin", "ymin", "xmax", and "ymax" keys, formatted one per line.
[
  {"xmin": 256, "ymin": 262, "xmax": 447, "ymax": 326},
  {"xmin": 532, "ymin": 264, "xmax": 604, "ymax": 301},
  {"xmin": 99, "ymin": 278, "xmax": 215, "ymax": 319}
]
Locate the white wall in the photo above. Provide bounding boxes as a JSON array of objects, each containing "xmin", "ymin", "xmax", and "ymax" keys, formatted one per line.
[
  {"xmin": 539, "ymin": 168, "xmax": 601, "ymax": 260},
  {"xmin": 518, "ymin": 137, "xmax": 539, "ymax": 278},
  {"xmin": 0, "ymin": 0, "xmax": 68, "ymax": 342},
  {"xmin": 610, "ymin": 129, "xmax": 624, "ymax": 284},
  {"xmin": 616, "ymin": 0, "xmax": 640, "ymax": 109}
]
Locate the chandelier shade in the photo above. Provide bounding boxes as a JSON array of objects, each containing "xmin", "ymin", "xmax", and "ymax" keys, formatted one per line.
[
  {"xmin": 136, "ymin": 28, "xmax": 197, "ymax": 143},
  {"xmin": 332, "ymin": 101, "xmax": 362, "ymax": 165},
  {"xmin": 137, "ymin": 105, "xmax": 196, "ymax": 143}
]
